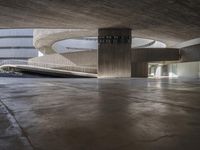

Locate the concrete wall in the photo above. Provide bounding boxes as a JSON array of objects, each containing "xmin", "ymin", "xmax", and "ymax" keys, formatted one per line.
[
  {"xmin": 29, "ymin": 50, "xmax": 97, "ymax": 67},
  {"xmin": 168, "ymin": 62, "xmax": 200, "ymax": 79},
  {"xmin": 29, "ymin": 54, "xmax": 76, "ymax": 67},
  {"xmin": 180, "ymin": 44, "xmax": 200, "ymax": 62},
  {"xmin": 62, "ymin": 51, "xmax": 97, "ymax": 67},
  {"xmin": 177, "ymin": 62, "xmax": 200, "ymax": 78},
  {"xmin": 29, "ymin": 50, "xmax": 200, "ymax": 79},
  {"xmin": 131, "ymin": 62, "xmax": 148, "ymax": 77}
]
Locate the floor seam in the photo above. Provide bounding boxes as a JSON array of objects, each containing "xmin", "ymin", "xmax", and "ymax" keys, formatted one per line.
[{"xmin": 0, "ymin": 99, "xmax": 36, "ymax": 150}]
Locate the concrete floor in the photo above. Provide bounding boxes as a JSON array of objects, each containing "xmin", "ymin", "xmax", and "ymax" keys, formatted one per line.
[{"xmin": 0, "ymin": 78, "xmax": 200, "ymax": 150}]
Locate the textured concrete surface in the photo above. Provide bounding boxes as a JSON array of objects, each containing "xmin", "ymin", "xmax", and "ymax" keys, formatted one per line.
[
  {"xmin": 0, "ymin": 65, "xmax": 97, "ymax": 78},
  {"xmin": 131, "ymin": 62, "xmax": 148, "ymax": 78},
  {"xmin": 0, "ymin": 78, "xmax": 200, "ymax": 150},
  {"xmin": 0, "ymin": 0, "xmax": 200, "ymax": 46},
  {"xmin": 29, "ymin": 48, "xmax": 179, "ymax": 69},
  {"xmin": 33, "ymin": 29, "xmax": 167, "ymax": 55},
  {"xmin": 98, "ymin": 28, "xmax": 131, "ymax": 77},
  {"xmin": 33, "ymin": 29, "xmax": 97, "ymax": 54},
  {"xmin": 29, "ymin": 51, "xmax": 97, "ymax": 68},
  {"xmin": 180, "ymin": 44, "xmax": 200, "ymax": 62},
  {"xmin": 132, "ymin": 48, "xmax": 180, "ymax": 62}
]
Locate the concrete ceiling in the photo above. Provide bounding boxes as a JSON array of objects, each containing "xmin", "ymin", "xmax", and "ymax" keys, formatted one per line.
[{"xmin": 0, "ymin": 0, "xmax": 200, "ymax": 46}]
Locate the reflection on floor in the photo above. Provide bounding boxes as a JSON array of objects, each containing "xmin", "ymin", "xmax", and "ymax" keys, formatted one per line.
[{"xmin": 0, "ymin": 78, "xmax": 200, "ymax": 150}]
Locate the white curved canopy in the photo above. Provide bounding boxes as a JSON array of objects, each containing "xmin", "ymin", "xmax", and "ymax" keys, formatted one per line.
[{"xmin": 52, "ymin": 37, "xmax": 166, "ymax": 53}]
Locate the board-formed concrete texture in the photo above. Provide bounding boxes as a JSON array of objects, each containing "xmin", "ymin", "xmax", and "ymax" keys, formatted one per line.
[
  {"xmin": 98, "ymin": 28, "xmax": 132, "ymax": 78},
  {"xmin": 131, "ymin": 48, "xmax": 180, "ymax": 62},
  {"xmin": 0, "ymin": 78, "xmax": 200, "ymax": 150},
  {"xmin": 0, "ymin": 0, "xmax": 200, "ymax": 46}
]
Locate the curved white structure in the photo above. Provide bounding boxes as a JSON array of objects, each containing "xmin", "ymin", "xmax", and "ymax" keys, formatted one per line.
[
  {"xmin": 52, "ymin": 37, "xmax": 166, "ymax": 53},
  {"xmin": 175, "ymin": 38, "xmax": 200, "ymax": 48},
  {"xmin": 33, "ymin": 29, "xmax": 97, "ymax": 54},
  {"xmin": 33, "ymin": 29, "xmax": 166, "ymax": 54}
]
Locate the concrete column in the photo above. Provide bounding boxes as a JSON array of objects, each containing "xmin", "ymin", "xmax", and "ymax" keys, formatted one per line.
[
  {"xmin": 98, "ymin": 28, "xmax": 131, "ymax": 78},
  {"xmin": 131, "ymin": 62, "xmax": 148, "ymax": 77},
  {"xmin": 131, "ymin": 49, "xmax": 148, "ymax": 77}
]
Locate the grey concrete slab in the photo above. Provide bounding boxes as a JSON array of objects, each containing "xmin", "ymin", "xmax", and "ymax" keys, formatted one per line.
[
  {"xmin": 0, "ymin": 78, "xmax": 200, "ymax": 150},
  {"xmin": 0, "ymin": 0, "xmax": 200, "ymax": 46}
]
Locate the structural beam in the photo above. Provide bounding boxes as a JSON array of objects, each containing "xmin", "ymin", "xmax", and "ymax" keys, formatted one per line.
[
  {"xmin": 131, "ymin": 48, "xmax": 180, "ymax": 62},
  {"xmin": 180, "ymin": 44, "xmax": 200, "ymax": 62}
]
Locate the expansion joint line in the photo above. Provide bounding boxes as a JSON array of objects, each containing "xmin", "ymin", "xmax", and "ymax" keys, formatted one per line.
[{"xmin": 0, "ymin": 99, "xmax": 36, "ymax": 150}]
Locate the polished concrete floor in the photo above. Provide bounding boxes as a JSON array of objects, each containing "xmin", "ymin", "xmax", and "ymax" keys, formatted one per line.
[{"xmin": 0, "ymin": 78, "xmax": 200, "ymax": 150}]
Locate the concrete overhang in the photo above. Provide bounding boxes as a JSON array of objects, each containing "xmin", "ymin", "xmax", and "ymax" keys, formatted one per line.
[{"xmin": 0, "ymin": 0, "xmax": 199, "ymax": 47}]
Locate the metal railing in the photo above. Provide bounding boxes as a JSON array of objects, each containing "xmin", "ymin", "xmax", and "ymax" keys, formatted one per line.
[{"xmin": 0, "ymin": 59, "xmax": 97, "ymax": 74}]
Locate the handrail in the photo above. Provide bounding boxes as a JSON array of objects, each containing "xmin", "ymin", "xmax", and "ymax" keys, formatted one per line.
[{"xmin": 0, "ymin": 59, "xmax": 97, "ymax": 74}]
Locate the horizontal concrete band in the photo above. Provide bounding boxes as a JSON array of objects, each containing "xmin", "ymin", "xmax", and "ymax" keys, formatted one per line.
[
  {"xmin": 180, "ymin": 44, "xmax": 200, "ymax": 62},
  {"xmin": 29, "ymin": 45, "xmax": 200, "ymax": 66},
  {"xmin": 131, "ymin": 48, "xmax": 180, "ymax": 62}
]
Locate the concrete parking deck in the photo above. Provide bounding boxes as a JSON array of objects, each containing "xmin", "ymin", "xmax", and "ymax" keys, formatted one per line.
[{"xmin": 0, "ymin": 78, "xmax": 200, "ymax": 150}]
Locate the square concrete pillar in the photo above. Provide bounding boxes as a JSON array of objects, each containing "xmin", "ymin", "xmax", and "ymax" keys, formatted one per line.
[
  {"xmin": 131, "ymin": 62, "xmax": 148, "ymax": 77},
  {"xmin": 98, "ymin": 28, "xmax": 132, "ymax": 78},
  {"xmin": 131, "ymin": 49, "xmax": 148, "ymax": 78}
]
